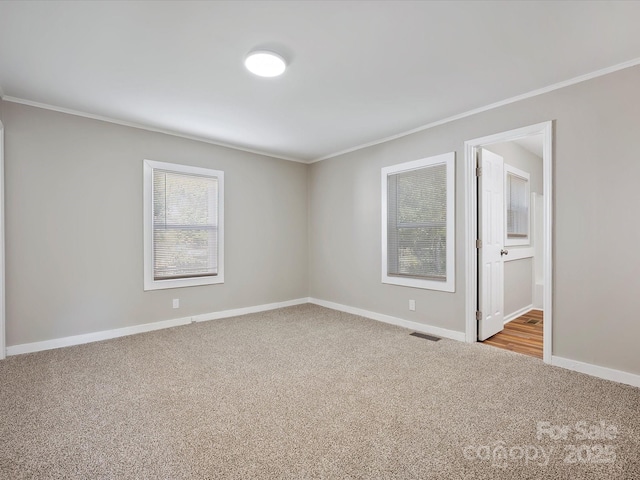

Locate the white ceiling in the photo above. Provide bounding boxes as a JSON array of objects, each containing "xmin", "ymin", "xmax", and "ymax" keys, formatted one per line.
[{"xmin": 1, "ymin": 1, "xmax": 639, "ymax": 163}]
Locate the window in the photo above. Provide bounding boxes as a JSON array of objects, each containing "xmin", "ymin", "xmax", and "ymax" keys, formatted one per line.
[
  {"xmin": 504, "ymin": 164, "xmax": 530, "ymax": 246},
  {"xmin": 143, "ymin": 160, "xmax": 224, "ymax": 290},
  {"xmin": 381, "ymin": 152, "xmax": 455, "ymax": 292}
]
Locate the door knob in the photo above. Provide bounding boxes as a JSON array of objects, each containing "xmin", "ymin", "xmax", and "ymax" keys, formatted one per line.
[{"xmin": 500, "ymin": 249, "xmax": 509, "ymax": 256}]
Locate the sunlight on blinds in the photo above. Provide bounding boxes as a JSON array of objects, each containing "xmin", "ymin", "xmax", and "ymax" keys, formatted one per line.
[{"xmin": 153, "ymin": 170, "xmax": 218, "ymax": 280}]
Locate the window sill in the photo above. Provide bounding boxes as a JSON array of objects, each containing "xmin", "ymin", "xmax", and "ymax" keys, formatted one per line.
[
  {"xmin": 144, "ymin": 275, "xmax": 224, "ymax": 291},
  {"xmin": 382, "ymin": 275, "xmax": 455, "ymax": 293}
]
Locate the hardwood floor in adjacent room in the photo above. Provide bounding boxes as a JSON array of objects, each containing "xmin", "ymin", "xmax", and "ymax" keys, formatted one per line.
[{"xmin": 482, "ymin": 310, "xmax": 543, "ymax": 359}]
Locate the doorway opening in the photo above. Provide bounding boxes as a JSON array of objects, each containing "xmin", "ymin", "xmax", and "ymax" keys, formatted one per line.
[{"xmin": 464, "ymin": 122, "xmax": 553, "ymax": 363}]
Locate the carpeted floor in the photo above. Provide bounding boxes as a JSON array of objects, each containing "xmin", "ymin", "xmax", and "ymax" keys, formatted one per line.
[{"xmin": 0, "ymin": 304, "xmax": 638, "ymax": 479}]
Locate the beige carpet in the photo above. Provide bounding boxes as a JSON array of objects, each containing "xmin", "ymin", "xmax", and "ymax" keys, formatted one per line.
[{"xmin": 0, "ymin": 304, "xmax": 638, "ymax": 479}]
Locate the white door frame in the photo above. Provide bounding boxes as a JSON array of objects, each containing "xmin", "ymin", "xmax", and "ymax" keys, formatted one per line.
[
  {"xmin": 464, "ymin": 121, "xmax": 553, "ymax": 363},
  {"xmin": 0, "ymin": 120, "xmax": 5, "ymax": 360}
]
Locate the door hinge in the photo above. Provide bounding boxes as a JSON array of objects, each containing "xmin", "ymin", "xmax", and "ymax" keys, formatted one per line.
[
  {"xmin": 476, "ymin": 166, "xmax": 482, "ymax": 177},
  {"xmin": 476, "ymin": 311, "xmax": 482, "ymax": 321},
  {"xmin": 475, "ymin": 151, "xmax": 482, "ymax": 176},
  {"xmin": 476, "ymin": 239, "xmax": 482, "ymax": 248}
]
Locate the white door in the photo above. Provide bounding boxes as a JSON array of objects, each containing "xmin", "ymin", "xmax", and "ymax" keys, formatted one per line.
[{"xmin": 478, "ymin": 148, "xmax": 506, "ymax": 340}]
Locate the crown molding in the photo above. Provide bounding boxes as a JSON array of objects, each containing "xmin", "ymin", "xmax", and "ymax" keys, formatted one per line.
[
  {"xmin": 3, "ymin": 56, "xmax": 640, "ymax": 165},
  {"xmin": 0, "ymin": 96, "xmax": 307, "ymax": 164},
  {"xmin": 310, "ymin": 56, "xmax": 640, "ymax": 163}
]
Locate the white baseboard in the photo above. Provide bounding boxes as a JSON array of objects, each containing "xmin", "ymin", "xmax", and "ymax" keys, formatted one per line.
[
  {"xmin": 552, "ymin": 356, "xmax": 640, "ymax": 389},
  {"xmin": 6, "ymin": 297, "xmax": 309, "ymax": 356},
  {"xmin": 503, "ymin": 304, "xmax": 534, "ymax": 324},
  {"xmin": 309, "ymin": 297, "xmax": 466, "ymax": 342},
  {"xmin": 192, "ymin": 297, "xmax": 309, "ymax": 322},
  {"xmin": 8, "ymin": 297, "xmax": 638, "ymax": 390},
  {"xmin": 6, "ymin": 316, "xmax": 192, "ymax": 356}
]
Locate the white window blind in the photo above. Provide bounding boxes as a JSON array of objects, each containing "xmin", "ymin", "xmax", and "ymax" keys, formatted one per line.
[
  {"xmin": 506, "ymin": 172, "xmax": 528, "ymax": 238},
  {"xmin": 153, "ymin": 170, "xmax": 219, "ymax": 280},
  {"xmin": 381, "ymin": 152, "xmax": 455, "ymax": 292},
  {"xmin": 387, "ymin": 164, "xmax": 447, "ymax": 279}
]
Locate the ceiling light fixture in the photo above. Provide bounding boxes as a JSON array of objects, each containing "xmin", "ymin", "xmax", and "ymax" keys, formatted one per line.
[{"xmin": 244, "ymin": 50, "xmax": 287, "ymax": 77}]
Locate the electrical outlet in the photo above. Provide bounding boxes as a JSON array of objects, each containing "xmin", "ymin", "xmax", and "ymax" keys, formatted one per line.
[
  {"xmin": 409, "ymin": 299, "xmax": 416, "ymax": 311},
  {"xmin": 172, "ymin": 299, "xmax": 180, "ymax": 309}
]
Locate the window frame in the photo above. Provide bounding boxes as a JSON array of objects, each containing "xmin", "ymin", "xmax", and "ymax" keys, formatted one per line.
[
  {"xmin": 143, "ymin": 159, "xmax": 224, "ymax": 291},
  {"xmin": 504, "ymin": 164, "xmax": 530, "ymax": 247},
  {"xmin": 381, "ymin": 152, "xmax": 455, "ymax": 292}
]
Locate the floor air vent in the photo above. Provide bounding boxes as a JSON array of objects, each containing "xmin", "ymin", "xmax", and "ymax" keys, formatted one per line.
[{"xmin": 410, "ymin": 332, "xmax": 441, "ymax": 342}]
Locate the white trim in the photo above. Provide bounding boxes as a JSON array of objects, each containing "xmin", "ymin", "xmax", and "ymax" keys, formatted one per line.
[
  {"xmin": 503, "ymin": 247, "xmax": 534, "ymax": 262},
  {"xmin": 311, "ymin": 57, "xmax": 640, "ymax": 163},
  {"xmin": 552, "ymin": 356, "xmax": 640, "ymax": 389},
  {"xmin": 464, "ymin": 121, "xmax": 553, "ymax": 364},
  {"xmin": 7, "ymin": 294, "xmax": 637, "ymax": 390},
  {"xmin": 0, "ymin": 121, "xmax": 4, "ymax": 360},
  {"xmin": 6, "ymin": 297, "xmax": 310, "ymax": 356},
  {"xmin": 381, "ymin": 152, "xmax": 455, "ymax": 292},
  {"xmin": 1, "ymin": 96, "xmax": 306, "ymax": 164},
  {"xmin": 6, "ymin": 316, "xmax": 193, "ymax": 356},
  {"xmin": 193, "ymin": 297, "xmax": 309, "ymax": 322},
  {"xmin": 541, "ymin": 123, "xmax": 553, "ymax": 364},
  {"xmin": 464, "ymin": 143, "xmax": 478, "ymax": 344},
  {"xmin": 143, "ymin": 159, "xmax": 225, "ymax": 291},
  {"xmin": 309, "ymin": 297, "xmax": 465, "ymax": 342},
  {"xmin": 4, "ymin": 57, "xmax": 640, "ymax": 167},
  {"xmin": 503, "ymin": 305, "xmax": 534, "ymax": 324}
]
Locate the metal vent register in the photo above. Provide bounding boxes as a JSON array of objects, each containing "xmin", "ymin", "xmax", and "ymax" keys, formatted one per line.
[{"xmin": 410, "ymin": 332, "xmax": 441, "ymax": 342}]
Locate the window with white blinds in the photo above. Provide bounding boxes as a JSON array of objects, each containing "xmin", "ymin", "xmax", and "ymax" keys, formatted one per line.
[
  {"xmin": 381, "ymin": 152, "xmax": 455, "ymax": 292},
  {"xmin": 504, "ymin": 164, "xmax": 530, "ymax": 246},
  {"xmin": 143, "ymin": 160, "xmax": 224, "ymax": 290}
]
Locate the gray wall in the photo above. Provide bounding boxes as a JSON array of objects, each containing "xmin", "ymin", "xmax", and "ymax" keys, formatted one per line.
[
  {"xmin": 309, "ymin": 64, "xmax": 640, "ymax": 376},
  {"xmin": 485, "ymin": 141, "xmax": 543, "ymax": 318},
  {"xmin": 486, "ymin": 141, "xmax": 543, "ymax": 195},
  {"xmin": 3, "ymin": 65, "xmax": 640, "ymax": 377},
  {"xmin": 504, "ymin": 258, "xmax": 533, "ymax": 317},
  {"xmin": 3, "ymin": 102, "xmax": 308, "ymax": 346}
]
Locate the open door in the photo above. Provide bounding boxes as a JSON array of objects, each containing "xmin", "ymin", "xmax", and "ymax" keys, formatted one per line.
[{"xmin": 478, "ymin": 148, "xmax": 506, "ymax": 340}]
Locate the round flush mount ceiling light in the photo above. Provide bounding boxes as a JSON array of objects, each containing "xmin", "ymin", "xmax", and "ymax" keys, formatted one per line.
[{"xmin": 244, "ymin": 50, "xmax": 287, "ymax": 77}]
